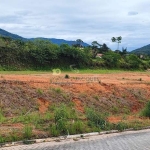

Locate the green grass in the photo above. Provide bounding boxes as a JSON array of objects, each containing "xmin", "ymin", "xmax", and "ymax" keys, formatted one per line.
[
  {"xmin": 77, "ymin": 69, "xmax": 147, "ymax": 74},
  {"xmin": 0, "ymin": 69, "xmax": 146, "ymax": 75},
  {"xmin": 0, "ymin": 71, "xmax": 52, "ymax": 75}
]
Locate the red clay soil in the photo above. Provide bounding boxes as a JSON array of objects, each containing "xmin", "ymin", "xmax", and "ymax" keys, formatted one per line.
[
  {"xmin": 108, "ymin": 115, "xmax": 150, "ymax": 124},
  {"xmin": 108, "ymin": 116, "xmax": 123, "ymax": 123},
  {"xmin": 0, "ymin": 72, "xmax": 150, "ymax": 136},
  {"xmin": 72, "ymin": 98, "xmax": 84, "ymax": 113},
  {"xmin": 1, "ymin": 72, "xmax": 150, "ymax": 114},
  {"xmin": 38, "ymin": 98, "xmax": 50, "ymax": 113}
]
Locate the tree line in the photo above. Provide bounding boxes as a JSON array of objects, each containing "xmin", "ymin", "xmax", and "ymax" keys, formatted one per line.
[{"xmin": 0, "ymin": 36, "xmax": 150, "ymax": 71}]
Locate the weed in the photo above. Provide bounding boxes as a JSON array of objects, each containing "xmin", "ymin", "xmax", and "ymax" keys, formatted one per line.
[
  {"xmin": 48, "ymin": 104, "xmax": 56, "ymax": 111},
  {"xmin": 43, "ymin": 112, "xmax": 52, "ymax": 121},
  {"xmin": 93, "ymin": 95, "xmax": 99, "ymax": 101},
  {"xmin": 62, "ymin": 93, "xmax": 70, "ymax": 100},
  {"xmin": 0, "ymin": 135, "xmax": 5, "ymax": 143},
  {"xmin": 85, "ymin": 108, "xmax": 107, "ymax": 130},
  {"xmin": 141, "ymin": 101, "xmax": 150, "ymax": 118},
  {"xmin": 10, "ymin": 130, "xmax": 20, "ymax": 142},
  {"xmin": 37, "ymin": 88, "xmax": 43, "ymax": 95},
  {"xmin": 115, "ymin": 122, "xmax": 128, "ymax": 131},
  {"xmin": 54, "ymin": 104, "xmax": 69, "ymax": 134},
  {"xmin": 122, "ymin": 107, "xmax": 130, "ymax": 114},
  {"xmin": 49, "ymin": 124, "xmax": 60, "ymax": 137},
  {"xmin": 52, "ymin": 87, "xmax": 62, "ymax": 94},
  {"xmin": 54, "ymin": 104, "xmax": 69, "ymax": 123},
  {"xmin": 72, "ymin": 120, "xmax": 84, "ymax": 133},
  {"xmin": 0, "ymin": 109, "xmax": 5, "ymax": 123},
  {"xmin": 23, "ymin": 125, "xmax": 33, "ymax": 140},
  {"xmin": 68, "ymin": 120, "xmax": 84, "ymax": 135},
  {"xmin": 111, "ymin": 106, "xmax": 119, "ymax": 113}
]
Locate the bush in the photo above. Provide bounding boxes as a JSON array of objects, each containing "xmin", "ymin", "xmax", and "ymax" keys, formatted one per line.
[
  {"xmin": 0, "ymin": 135, "xmax": 5, "ymax": 143},
  {"xmin": 115, "ymin": 122, "xmax": 128, "ymax": 131},
  {"xmin": 49, "ymin": 124, "xmax": 60, "ymax": 137},
  {"xmin": 54, "ymin": 104, "xmax": 69, "ymax": 123},
  {"xmin": 85, "ymin": 108, "xmax": 107, "ymax": 130},
  {"xmin": 141, "ymin": 101, "xmax": 150, "ymax": 118},
  {"xmin": 68, "ymin": 120, "xmax": 84, "ymax": 134},
  {"xmin": 0, "ymin": 109, "xmax": 5, "ymax": 123},
  {"xmin": 65, "ymin": 74, "xmax": 69, "ymax": 79},
  {"xmin": 23, "ymin": 125, "xmax": 33, "ymax": 140},
  {"xmin": 54, "ymin": 104, "xmax": 69, "ymax": 135}
]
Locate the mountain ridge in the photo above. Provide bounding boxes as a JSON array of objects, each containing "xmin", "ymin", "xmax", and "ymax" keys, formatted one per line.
[
  {"xmin": 131, "ymin": 44, "xmax": 150, "ymax": 55},
  {"xmin": 0, "ymin": 28, "xmax": 89, "ymax": 46}
]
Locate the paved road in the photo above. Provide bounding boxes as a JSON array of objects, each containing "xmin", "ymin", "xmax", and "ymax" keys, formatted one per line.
[{"xmin": 1, "ymin": 129, "xmax": 150, "ymax": 150}]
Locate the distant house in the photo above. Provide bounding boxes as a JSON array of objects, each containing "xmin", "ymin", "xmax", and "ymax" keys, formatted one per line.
[
  {"xmin": 139, "ymin": 54, "xmax": 144, "ymax": 59},
  {"xmin": 96, "ymin": 53, "xmax": 103, "ymax": 58}
]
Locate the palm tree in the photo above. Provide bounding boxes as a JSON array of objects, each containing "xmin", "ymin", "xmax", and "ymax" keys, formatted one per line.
[{"xmin": 111, "ymin": 36, "xmax": 122, "ymax": 50}]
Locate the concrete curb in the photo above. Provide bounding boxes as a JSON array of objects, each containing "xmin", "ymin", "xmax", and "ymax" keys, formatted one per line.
[{"xmin": 1, "ymin": 126, "xmax": 150, "ymax": 148}]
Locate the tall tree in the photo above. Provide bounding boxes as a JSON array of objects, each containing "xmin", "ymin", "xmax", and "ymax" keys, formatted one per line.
[
  {"xmin": 111, "ymin": 36, "xmax": 122, "ymax": 50},
  {"xmin": 91, "ymin": 41, "xmax": 102, "ymax": 48},
  {"xmin": 100, "ymin": 43, "xmax": 109, "ymax": 53},
  {"xmin": 76, "ymin": 39, "xmax": 83, "ymax": 48}
]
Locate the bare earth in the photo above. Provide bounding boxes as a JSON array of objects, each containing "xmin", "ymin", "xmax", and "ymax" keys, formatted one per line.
[
  {"xmin": 0, "ymin": 71, "xmax": 150, "ymax": 148},
  {"xmin": 0, "ymin": 71, "xmax": 150, "ymax": 119}
]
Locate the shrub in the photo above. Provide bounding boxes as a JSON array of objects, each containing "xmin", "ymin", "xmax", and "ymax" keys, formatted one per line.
[
  {"xmin": 23, "ymin": 125, "xmax": 33, "ymax": 140},
  {"xmin": 0, "ymin": 135, "xmax": 5, "ymax": 143},
  {"xmin": 56, "ymin": 118, "xmax": 68, "ymax": 134},
  {"xmin": 141, "ymin": 101, "xmax": 150, "ymax": 118},
  {"xmin": 54, "ymin": 104, "xmax": 69, "ymax": 123},
  {"xmin": 49, "ymin": 124, "xmax": 60, "ymax": 137},
  {"xmin": 0, "ymin": 109, "xmax": 5, "ymax": 123},
  {"xmin": 54, "ymin": 104, "xmax": 69, "ymax": 135},
  {"xmin": 37, "ymin": 88, "xmax": 43, "ymax": 95},
  {"xmin": 52, "ymin": 87, "xmax": 62, "ymax": 94},
  {"xmin": 85, "ymin": 108, "xmax": 107, "ymax": 130},
  {"xmin": 115, "ymin": 122, "xmax": 128, "ymax": 131},
  {"xmin": 68, "ymin": 120, "xmax": 84, "ymax": 134},
  {"xmin": 65, "ymin": 74, "xmax": 69, "ymax": 79}
]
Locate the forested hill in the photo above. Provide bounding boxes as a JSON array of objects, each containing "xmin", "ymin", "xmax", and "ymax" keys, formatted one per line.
[
  {"xmin": 0, "ymin": 28, "xmax": 89, "ymax": 46},
  {"xmin": 0, "ymin": 28, "xmax": 26, "ymax": 40},
  {"xmin": 131, "ymin": 44, "xmax": 150, "ymax": 55},
  {"xmin": 30, "ymin": 38, "xmax": 89, "ymax": 47}
]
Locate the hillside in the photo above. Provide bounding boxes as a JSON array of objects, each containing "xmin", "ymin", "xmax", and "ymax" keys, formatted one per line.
[
  {"xmin": 0, "ymin": 28, "xmax": 89, "ymax": 46},
  {"xmin": 0, "ymin": 28, "xmax": 25, "ymax": 40},
  {"xmin": 131, "ymin": 44, "xmax": 150, "ymax": 55},
  {"xmin": 0, "ymin": 72, "xmax": 150, "ymax": 142}
]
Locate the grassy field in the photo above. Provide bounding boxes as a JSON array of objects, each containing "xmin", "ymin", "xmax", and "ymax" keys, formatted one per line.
[{"xmin": 0, "ymin": 69, "xmax": 146, "ymax": 75}]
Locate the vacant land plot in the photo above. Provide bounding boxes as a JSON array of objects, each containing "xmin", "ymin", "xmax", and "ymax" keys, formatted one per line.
[{"xmin": 0, "ymin": 71, "xmax": 150, "ymax": 142}]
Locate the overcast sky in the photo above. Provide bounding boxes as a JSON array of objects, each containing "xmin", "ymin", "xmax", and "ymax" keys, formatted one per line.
[{"xmin": 0, "ymin": 0, "xmax": 150, "ymax": 51}]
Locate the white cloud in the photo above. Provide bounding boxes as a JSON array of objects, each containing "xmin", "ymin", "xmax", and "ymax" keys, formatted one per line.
[{"xmin": 0, "ymin": 0, "xmax": 150, "ymax": 51}]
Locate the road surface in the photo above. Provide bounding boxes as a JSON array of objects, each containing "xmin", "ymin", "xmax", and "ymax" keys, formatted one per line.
[{"xmin": 1, "ymin": 129, "xmax": 150, "ymax": 150}]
